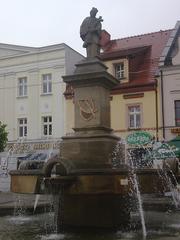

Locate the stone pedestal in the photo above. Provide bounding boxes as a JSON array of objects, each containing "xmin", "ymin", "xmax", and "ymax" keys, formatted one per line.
[
  {"xmin": 55, "ymin": 57, "xmax": 129, "ymax": 229},
  {"xmin": 63, "ymin": 58, "xmax": 118, "ymax": 130},
  {"xmin": 63, "ymin": 194, "xmax": 130, "ymax": 229},
  {"xmin": 61, "ymin": 58, "xmax": 122, "ymax": 174}
]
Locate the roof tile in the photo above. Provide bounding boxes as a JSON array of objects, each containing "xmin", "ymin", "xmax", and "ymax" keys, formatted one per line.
[{"xmin": 100, "ymin": 29, "xmax": 172, "ymax": 92}]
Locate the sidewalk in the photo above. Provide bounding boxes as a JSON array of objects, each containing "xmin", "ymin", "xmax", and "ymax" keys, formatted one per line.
[{"xmin": 0, "ymin": 192, "xmax": 52, "ymax": 216}]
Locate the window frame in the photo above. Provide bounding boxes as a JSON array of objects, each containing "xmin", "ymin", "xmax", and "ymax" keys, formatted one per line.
[
  {"xmin": 127, "ymin": 104, "xmax": 142, "ymax": 129},
  {"xmin": 114, "ymin": 62, "xmax": 125, "ymax": 80},
  {"xmin": 18, "ymin": 77, "xmax": 27, "ymax": 97},
  {"xmin": 42, "ymin": 116, "xmax": 52, "ymax": 137},
  {"xmin": 42, "ymin": 73, "xmax": 52, "ymax": 94},
  {"xmin": 18, "ymin": 118, "xmax": 27, "ymax": 138},
  {"xmin": 175, "ymin": 100, "xmax": 180, "ymax": 126}
]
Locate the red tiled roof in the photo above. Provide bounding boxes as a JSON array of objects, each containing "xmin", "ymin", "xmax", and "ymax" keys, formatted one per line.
[
  {"xmin": 100, "ymin": 29, "xmax": 172, "ymax": 93},
  {"xmin": 103, "ymin": 30, "xmax": 172, "ymax": 52},
  {"xmin": 100, "ymin": 45, "xmax": 150, "ymax": 60},
  {"xmin": 64, "ymin": 29, "xmax": 173, "ymax": 98}
]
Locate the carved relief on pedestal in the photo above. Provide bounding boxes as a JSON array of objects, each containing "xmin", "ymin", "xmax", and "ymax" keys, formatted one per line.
[{"xmin": 78, "ymin": 97, "xmax": 98, "ymax": 121}]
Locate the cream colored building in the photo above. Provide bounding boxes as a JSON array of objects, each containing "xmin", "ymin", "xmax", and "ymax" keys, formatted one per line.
[
  {"xmin": 159, "ymin": 21, "xmax": 180, "ymax": 140},
  {"xmin": 0, "ymin": 43, "xmax": 84, "ymax": 145}
]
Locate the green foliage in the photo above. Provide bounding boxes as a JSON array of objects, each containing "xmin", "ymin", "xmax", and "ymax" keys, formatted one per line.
[{"xmin": 0, "ymin": 121, "xmax": 8, "ymax": 152}]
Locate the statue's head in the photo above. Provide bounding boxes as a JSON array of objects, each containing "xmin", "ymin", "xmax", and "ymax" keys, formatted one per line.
[{"xmin": 90, "ymin": 7, "xmax": 98, "ymax": 17}]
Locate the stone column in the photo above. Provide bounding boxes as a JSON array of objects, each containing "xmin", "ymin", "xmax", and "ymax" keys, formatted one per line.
[{"xmin": 60, "ymin": 57, "xmax": 121, "ymax": 173}]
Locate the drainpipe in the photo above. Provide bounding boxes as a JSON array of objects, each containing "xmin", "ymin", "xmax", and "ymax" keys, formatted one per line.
[
  {"xmin": 155, "ymin": 79, "xmax": 159, "ymax": 141},
  {"xmin": 160, "ymin": 70, "xmax": 165, "ymax": 139}
]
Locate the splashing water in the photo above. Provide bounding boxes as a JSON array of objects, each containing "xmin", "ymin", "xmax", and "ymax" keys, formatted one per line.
[
  {"xmin": 111, "ymin": 139, "xmax": 147, "ymax": 239},
  {"xmin": 144, "ymin": 142, "xmax": 180, "ymax": 208},
  {"xmin": 13, "ymin": 194, "xmax": 27, "ymax": 217},
  {"xmin": 128, "ymin": 151, "xmax": 147, "ymax": 239},
  {"xmin": 34, "ymin": 194, "xmax": 41, "ymax": 213},
  {"xmin": 53, "ymin": 186, "xmax": 65, "ymax": 233}
]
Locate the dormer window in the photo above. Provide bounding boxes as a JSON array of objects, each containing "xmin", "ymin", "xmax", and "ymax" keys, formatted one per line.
[
  {"xmin": 103, "ymin": 59, "xmax": 128, "ymax": 82},
  {"xmin": 115, "ymin": 63, "xmax": 124, "ymax": 80}
]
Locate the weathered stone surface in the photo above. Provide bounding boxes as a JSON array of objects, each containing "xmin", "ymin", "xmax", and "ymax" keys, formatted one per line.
[
  {"xmin": 60, "ymin": 135, "xmax": 122, "ymax": 172},
  {"xmin": 55, "ymin": 56, "xmax": 130, "ymax": 229},
  {"xmin": 62, "ymin": 57, "xmax": 121, "ymax": 174},
  {"xmin": 63, "ymin": 194, "xmax": 130, "ymax": 228},
  {"xmin": 63, "ymin": 58, "xmax": 119, "ymax": 130},
  {"xmin": 80, "ymin": 7, "xmax": 103, "ymax": 58}
]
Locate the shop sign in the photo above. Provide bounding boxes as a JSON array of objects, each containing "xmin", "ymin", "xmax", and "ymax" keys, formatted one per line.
[
  {"xmin": 6, "ymin": 141, "xmax": 61, "ymax": 154},
  {"xmin": 126, "ymin": 131, "xmax": 152, "ymax": 145},
  {"xmin": 171, "ymin": 128, "xmax": 180, "ymax": 134}
]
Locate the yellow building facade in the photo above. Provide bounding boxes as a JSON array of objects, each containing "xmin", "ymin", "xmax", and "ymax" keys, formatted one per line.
[
  {"xmin": 64, "ymin": 30, "xmax": 172, "ymax": 142},
  {"xmin": 64, "ymin": 72, "xmax": 162, "ymax": 142}
]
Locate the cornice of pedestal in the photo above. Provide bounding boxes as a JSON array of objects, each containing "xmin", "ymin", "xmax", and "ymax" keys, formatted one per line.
[{"xmin": 63, "ymin": 61, "xmax": 119, "ymax": 90}]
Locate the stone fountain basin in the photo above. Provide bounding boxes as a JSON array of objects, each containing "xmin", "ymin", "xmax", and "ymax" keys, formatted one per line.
[
  {"xmin": 135, "ymin": 168, "xmax": 172, "ymax": 193},
  {"xmin": 9, "ymin": 168, "xmax": 172, "ymax": 195},
  {"xmin": 10, "ymin": 169, "xmax": 130, "ymax": 195},
  {"xmin": 10, "ymin": 170, "xmax": 76, "ymax": 194},
  {"xmin": 10, "ymin": 170, "xmax": 43, "ymax": 194}
]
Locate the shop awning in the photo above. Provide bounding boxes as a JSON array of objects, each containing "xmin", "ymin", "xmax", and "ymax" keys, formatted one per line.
[
  {"xmin": 151, "ymin": 143, "xmax": 179, "ymax": 159},
  {"xmin": 167, "ymin": 136, "xmax": 180, "ymax": 158}
]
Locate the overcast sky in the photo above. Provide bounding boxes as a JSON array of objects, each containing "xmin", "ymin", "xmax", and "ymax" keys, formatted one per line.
[{"xmin": 0, "ymin": 0, "xmax": 180, "ymax": 55}]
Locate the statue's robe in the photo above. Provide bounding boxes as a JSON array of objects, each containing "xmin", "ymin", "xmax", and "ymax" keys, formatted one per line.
[{"xmin": 80, "ymin": 17, "xmax": 101, "ymax": 47}]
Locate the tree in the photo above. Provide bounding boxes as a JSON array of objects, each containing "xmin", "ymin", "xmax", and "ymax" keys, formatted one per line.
[{"xmin": 0, "ymin": 121, "xmax": 8, "ymax": 152}]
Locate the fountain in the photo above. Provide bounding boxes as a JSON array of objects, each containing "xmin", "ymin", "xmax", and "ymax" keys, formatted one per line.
[{"xmin": 9, "ymin": 7, "xmax": 179, "ymax": 236}]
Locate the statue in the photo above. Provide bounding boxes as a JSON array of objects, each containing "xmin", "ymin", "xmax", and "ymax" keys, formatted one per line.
[{"xmin": 80, "ymin": 7, "xmax": 103, "ymax": 58}]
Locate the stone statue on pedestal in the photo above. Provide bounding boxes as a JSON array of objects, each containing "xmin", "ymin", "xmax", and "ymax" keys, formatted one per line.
[{"xmin": 80, "ymin": 7, "xmax": 103, "ymax": 58}]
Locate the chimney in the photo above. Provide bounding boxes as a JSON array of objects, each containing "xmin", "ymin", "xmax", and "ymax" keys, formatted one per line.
[{"xmin": 100, "ymin": 30, "xmax": 111, "ymax": 50}]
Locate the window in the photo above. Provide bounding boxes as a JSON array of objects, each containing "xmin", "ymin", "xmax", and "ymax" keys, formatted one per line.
[
  {"xmin": 18, "ymin": 118, "xmax": 27, "ymax": 137},
  {"xmin": 115, "ymin": 63, "xmax": 124, "ymax": 80},
  {"xmin": 175, "ymin": 100, "xmax": 180, "ymax": 126},
  {"xmin": 42, "ymin": 74, "xmax": 52, "ymax": 94},
  {"xmin": 128, "ymin": 105, "xmax": 141, "ymax": 129},
  {"xmin": 18, "ymin": 77, "xmax": 27, "ymax": 97},
  {"xmin": 42, "ymin": 116, "xmax": 52, "ymax": 136}
]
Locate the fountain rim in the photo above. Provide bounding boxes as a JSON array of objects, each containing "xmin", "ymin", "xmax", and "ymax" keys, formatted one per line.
[{"xmin": 9, "ymin": 167, "xmax": 165, "ymax": 176}]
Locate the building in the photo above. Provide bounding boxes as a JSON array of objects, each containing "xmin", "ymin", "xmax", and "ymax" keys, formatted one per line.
[
  {"xmin": 65, "ymin": 29, "xmax": 172, "ymax": 141},
  {"xmin": 0, "ymin": 43, "xmax": 84, "ymax": 151},
  {"xmin": 0, "ymin": 43, "xmax": 84, "ymax": 191},
  {"xmin": 159, "ymin": 21, "xmax": 180, "ymax": 140},
  {"xmin": 100, "ymin": 30, "xmax": 172, "ymax": 141}
]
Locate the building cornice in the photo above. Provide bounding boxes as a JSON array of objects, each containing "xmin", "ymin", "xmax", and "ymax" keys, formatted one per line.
[
  {"xmin": 159, "ymin": 64, "xmax": 180, "ymax": 72},
  {"xmin": 159, "ymin": 21, "xmax": 180, "ymax": 66},
  {"xmin": 0, "ymin": 58, "xmax": 65, "ymax": 76},
  {"xmin": 112, "ymin": 82, "xmax": 156, "ymax": 94}
]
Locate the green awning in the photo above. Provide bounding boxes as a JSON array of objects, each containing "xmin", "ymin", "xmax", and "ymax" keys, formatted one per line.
[
  {"xmin": 151, "ymin": 143, "xmax": 178, "ymax": 159},
  {"xmin": 167, "ymin": 136, "xmax": 180, "ymax": 157}
]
